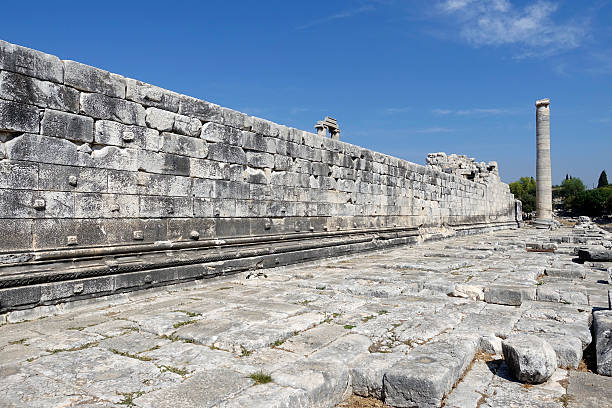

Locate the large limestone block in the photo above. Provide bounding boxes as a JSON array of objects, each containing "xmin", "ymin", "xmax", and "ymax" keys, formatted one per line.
[
  {"xmin": 0, "ymin": 39, "xmax": 63, "ymax": 83},
  {"xmin": 594, "ymin": 310, "xmax": 612, "ymax": 376},
  {"xmin": 383, "ymin": 335, "xmax": 478, "ymax": 407},
  {"xmin": 0, "ymin": 99, "xmax": 39, "ymax": 133},
  {"xmin": 502, "ymin": 334, "xmax": 557, "ymax": 383},
  {"xmin": 63, "ymin": 60, "xmax": 125, "ymax": 98},
  {"xmin": 200, "ymin": 122, "xmax": 241, "ymax": 144},
  {"xmin": 178, "ymin": 95, "xmax": 222, "ymax": 123},
  {"xmin": 273, "ymin": 358, "xmax": 349, "ymax": 408},
  {"xmin": 41, "ymin": 109, "xmax": 94, "ymax": 143},
  {"xmin": 0, "ymin": 71, "xmax": 79, "ymax": 113},
  {"xmin": 578, "ymin": 248, "xmax": 612, "ymax": 262},
  {"xmin": 80, "ymin": 92, "xmax": 145, "ymax": 126},
  {"xmin": 94, "ymin": 120, "xmax": 160, "ymax": 150},
  {"xmin": 125, "ymin": 78, "xmax": 180, "ymax": 112},
  {"xmin": 160, "ymin": 132, "xmax": 208, "ymax": 159}
]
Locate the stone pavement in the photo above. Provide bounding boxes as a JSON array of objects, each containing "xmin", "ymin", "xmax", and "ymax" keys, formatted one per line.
[{"xmin": 1, "ymin": 224, "xmax": 611, "ymax": 407}]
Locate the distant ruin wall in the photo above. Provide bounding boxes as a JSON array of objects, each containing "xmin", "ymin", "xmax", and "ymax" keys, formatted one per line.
[{"xmin": 0, "ymin": 40, "xmax": 519, "ymax": 311}]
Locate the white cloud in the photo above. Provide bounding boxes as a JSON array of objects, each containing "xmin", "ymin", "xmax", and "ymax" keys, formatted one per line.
[
  {"xmin": 415, "ymin": 127, "xmax": 455, "ymax": 133},
  {"xmin": 295, "ymin": 5, "xmax": 374, "ymax": 30},
  {"xmin": 438, "ymin": 0, "xmax": 587, "ymax": 57},
  {"xmin": 384, "ymin": 107, "xmax": 412, "ymax": 114},
  {"xmin": 433, "ymin": 107, "xmax": 518, "ymax": 115}
]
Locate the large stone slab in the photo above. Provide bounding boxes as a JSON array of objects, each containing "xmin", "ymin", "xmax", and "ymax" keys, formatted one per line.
[
  {"xmin": 593, "ymin": 310, "xmax": 612, "ymax": 376},
  {"xmin": 134, "ymin": 368, "xmax": 253, "ymax": 408},
  {"xmin": 383, "ymin": 335, "xmax": 478, "ymax": 407}
]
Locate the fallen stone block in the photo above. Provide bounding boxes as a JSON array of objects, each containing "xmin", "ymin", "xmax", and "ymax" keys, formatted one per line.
[
  {"xmin": 578, "ymin": 248, "xmax": 612, "ymax": 262},
  {"xmin": 593, "ymin": 310, "xmax": 612, "ymax": 376},
  {"xmin": 484, "ymin": 285, "xmax": 536, "ymax": 306},
  {"xmin": 502, "ymin": 334, "xmax": 557, "ymax": 383},
  {"xmin": 383, "ymin": 335, "xmax": 478, "ymax": 408}
]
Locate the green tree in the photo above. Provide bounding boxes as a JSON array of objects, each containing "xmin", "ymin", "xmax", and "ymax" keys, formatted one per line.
[
  {"xmin": 560, "ymin": 177, "xmax": 585, "ymax": 211},
  {"xmin": 579, "ymin": 188, "xmax": 612, "ymax": 216},
  {"xmin": 598, "ymin": 170, "xmax": 608, "ymax": 188},
  {"xmin": 509, "ymin": 177, "xmax": 536, "ymax": 213}
]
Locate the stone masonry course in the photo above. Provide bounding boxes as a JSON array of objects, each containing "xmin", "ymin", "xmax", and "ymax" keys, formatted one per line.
[{"xmin": 0, "ymin": 39, "xmax": 519, "ymax": 310}]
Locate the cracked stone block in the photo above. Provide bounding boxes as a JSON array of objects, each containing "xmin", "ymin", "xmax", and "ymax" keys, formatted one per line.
[
  {"xmin": 502, "ymin": 334, "xmax": 557, "ymax": 384},
  {"xmin": 484, "ymin": 285, "xmax": 536, "ymax": 306},
  {"xmin": 222, "ymin": 383, "xmax": 309, "ymax": 408},
  {"xmin": 0, "ymin": 99, "xmax": 39, "ymax": 133},
  {"xmin": 135, "ymin": 368, "xmax": 252, "ymax": 408},
  {"xmin": 273, "ymin": 358, "xmax": 349, "ymax": 408},
  {"xmin": 125, "ymin": 78, "xmax": 180, "ymax": 112},
  {"xmin": 594, "ymin": 310, "xmax": 612, "ymax": 376},
  {"xmin": 80, "ymin": 92, "xmax": 145, "ymax": 126},
  {"xmin": 41, "ymin": 109, "xmax": 94, "ymax": 143},
  {"xmin": 0, "ymin": 39, "xmax": 64, "ymax": 83},
  {"xmin": 0, "ymin": 71, "xmax": 79, "ymax": 113},
  {"xmin": 64, "ymin": 60, "xmax": 125, "ymax": 98},
  {"xmin": 383, "ymin": 335, "xmax": 478, "ymax": 407},
  {"xmin": 350, "ymin": 352, "xmax": 404, "ymax": 399}
]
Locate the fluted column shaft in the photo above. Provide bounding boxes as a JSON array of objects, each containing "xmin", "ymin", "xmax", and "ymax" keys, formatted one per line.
[{"xmin": 535, "ymin": 98, "xmax": 552, "ymax": 224}]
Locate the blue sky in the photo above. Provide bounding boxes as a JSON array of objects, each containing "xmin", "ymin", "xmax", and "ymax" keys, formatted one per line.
[{"xmin": 2, "ymin": 0, "xmax": 611, "ymax": 186}]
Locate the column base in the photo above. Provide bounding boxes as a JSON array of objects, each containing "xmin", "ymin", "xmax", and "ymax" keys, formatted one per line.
[{"xmin": 533, "ymin": 218, "xmax": 554, "ymax": 229}]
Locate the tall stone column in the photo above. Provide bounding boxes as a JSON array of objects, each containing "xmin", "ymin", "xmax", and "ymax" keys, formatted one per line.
[{"xmin": 535, "ymin": 98, "xmax": 553, "ymax": 227}]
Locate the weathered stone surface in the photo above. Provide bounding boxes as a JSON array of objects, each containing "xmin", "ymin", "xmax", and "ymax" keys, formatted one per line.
[
  {"xmin": 593, "ymin": 310, "xmax": 612, "ymax": 376},
  {"xmin": 221, "ymin": 383, "xmax": 309, "ymax": 408},
  {"xmin": 579, "ymin": 248, "xmax": 612, "ymax": 261},
  {"xmin": 160, "ymin": 131, "xmax": 208, "ymax": 158},
  {"xmin": 201, "ymin": 122, "xmax": 242, "ymax": 144},
  {"xmin": 80, "ymin": 92, "xmax": 145, "ymax": 126},
  {"xmin": 484, "ymin": 285, "xmax": 536, "ymax": 306},
  {"xmin": 41, "ymin": 109, "xmax": 94, "ymax": 143},
  {"xmin": 125, "ymin": 78, "xmax": 180, "ymax": 112},
  {"xmin": 502, "ymin": 335, "xmax": 557, "ymax": 383},
  {"xmin": 566, "ymin": 371, "xmax": 612, "ymax": 408},
  {"xmin": 383, "ymin": 336, "xmax": 478, "ymax": 407},
  {"xmin": 94, "ymin": 120, "xmax": 160, "ymax": 150},
  {"xmin": 273, "ymin": 358, "xmax": 349, "ymax": 408},
  {"xmin": 0, "ymin": 39, "xmax": 63, "ymax": 83},
  {"xmin": 178, "ymin": 95, "xmax": 222, "ymax": 123},
  {"xmin": 0, "ymin": 71, "xmax": 79, "ymax": 112},
  {"xmin": 63, "ymin": 60, "xmax": 125, "ymax": 98},
  {"xmin": 0, "ymin": 99, "xmax": 39, "ymax": 133},
  {"xmin": 135, "ymin": 369, "xmax": 252, "ymax": 408},
  {"xmin": 350, "ymin": 352, "xmax": 403, "ymax": 399}
]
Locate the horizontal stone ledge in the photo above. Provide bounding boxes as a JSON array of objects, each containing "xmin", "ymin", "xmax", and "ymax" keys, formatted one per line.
[
  {"xmin": 0, "ymin": 230, "xmax": 421, "ymax": 294},
  {"xmin": 1, "ymin": 225, "xmax": 421, "ymax": 262}
]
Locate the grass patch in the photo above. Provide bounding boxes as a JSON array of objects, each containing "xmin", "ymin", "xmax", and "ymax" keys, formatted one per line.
[
  {"xmin": 240, "ymin": 345, "xmax": 252, "ymax": 357},
  {"xmin": 248, "ymin": 371, "xmax": 272, "ymax": 385},
  {"xmin": 556, "ymin": 394, "xmax": 574, "ymax": 408},
  {"xmin": 110, "ymin": 349, "xmax": 153, "ymax": 362},
  {"xmin": 67, "ymin": 326, "xmax": 86, "ymax": 331},
  {"xmin": 362, "ymin": 315, "xmax": 376, "ymax": 323},
  {"xmin": 46, "ymin": 342, "xmax": 98, "ymax": 354},
  {"xmin": 173, "ymin": 320, "xmax": 197, "ymax": 329},
  {"xmin": 273, "ymin": 338, "xmax": 287, "ymax": 347},
  {"xmin": 161, "ymin": 334, "xmax": 195, "ymax": 344},
  {"xmin": 173, "ymin": 310, "xmax": 201, "ymax": 318},
  {"xmin": 297, "ymin": 300, "xmax": 311, "ymax": 305},
  {"xmin": 209, "ymin": 344, "xmax": 221, "ymax": 350},
  {"xmin": 159, "ymin": 365, "xmax": 190, "ymax": 376},
  {"xmin": 344, "ymin": 324, "xmax": 356, "ymax": 330},
  {"xmin": 9, "ymin": 338, "xmax": 27, "ymax": 345},
  {"xmin": 377, "ymin": 310, "xmax": 388, "ymax": 315},
  {"xmin": 118, "ymin": 391, "xmax": 145, "ymax": 406}
]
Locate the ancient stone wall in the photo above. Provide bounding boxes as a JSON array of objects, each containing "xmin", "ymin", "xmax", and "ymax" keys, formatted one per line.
[{"xmin": 0, "ymin": 40, "xmax": 519, "ymax": 310}]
